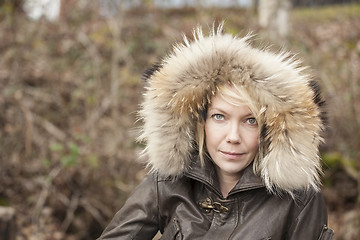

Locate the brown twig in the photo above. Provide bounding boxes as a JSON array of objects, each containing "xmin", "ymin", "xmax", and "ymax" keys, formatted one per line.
[
  {"xmin": 80, "ymin": 198, "xmax": 108, "ymax": 228},
  {"xmin": 33, "ymin": 113, "xmax": 67, "ymax": 141},
  {"xmin": 61, "ymin": 192, "xmax": 80, "ymax": 232},
  {"xmin": 18, "ymin": 98, "xmax": 34, "ymax": 156},
  {"xmin": 32, "ymin": 166, "xmax": 63, "ymax": 226}
]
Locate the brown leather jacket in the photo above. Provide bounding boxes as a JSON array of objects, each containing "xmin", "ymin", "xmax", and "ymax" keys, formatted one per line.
[{"xmin": 98, "ymin": 159, "xmax": 334, "ymax": 240}]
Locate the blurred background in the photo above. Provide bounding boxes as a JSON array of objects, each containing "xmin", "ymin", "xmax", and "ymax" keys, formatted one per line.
[{"xmin": 0, "ymin": 0, "xmax": 359, "ymax": 239}]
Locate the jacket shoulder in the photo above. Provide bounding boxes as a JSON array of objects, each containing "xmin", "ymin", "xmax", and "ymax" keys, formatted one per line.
[{"xmin": 292, "ymin": 187, "xmax": 322, "ymax": 207}]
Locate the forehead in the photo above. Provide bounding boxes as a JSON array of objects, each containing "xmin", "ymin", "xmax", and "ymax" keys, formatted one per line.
[{"xmin": 208, "ymin": 93, "xmax": 251, "ymax": 114}]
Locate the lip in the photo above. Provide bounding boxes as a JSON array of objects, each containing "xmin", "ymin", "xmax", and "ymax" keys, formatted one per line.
[{"xmin": 220, "ymin": 151, "xmax": 244, "ymax": 160}]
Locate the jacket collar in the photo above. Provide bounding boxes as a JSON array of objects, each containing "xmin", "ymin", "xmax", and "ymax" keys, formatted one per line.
[{"xmin": 185, "ymin": 156, "xmax": 265, "ymax": 197}]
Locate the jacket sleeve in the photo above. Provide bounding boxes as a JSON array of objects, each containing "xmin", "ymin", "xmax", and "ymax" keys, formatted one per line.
[
  {"xmin": 287, "ymin": 191, "xmax": 334, "ymax": 240},
  {"xmin": 97, "ymin": 174, "xmax": 160, "ymax": 240}
]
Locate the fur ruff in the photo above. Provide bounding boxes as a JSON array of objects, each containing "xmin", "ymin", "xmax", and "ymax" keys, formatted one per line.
[{"xmin": 138, "ymin": 25, "xmax": 325, "ymax": 195}]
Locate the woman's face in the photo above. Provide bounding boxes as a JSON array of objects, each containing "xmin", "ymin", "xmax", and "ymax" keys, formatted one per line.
[{"xmin": 205, "ymin": 92, "xmax": 259, "ymax": 181}]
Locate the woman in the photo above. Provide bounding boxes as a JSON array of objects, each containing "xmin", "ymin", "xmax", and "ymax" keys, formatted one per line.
[{"xmin": 98, "ymin": 24, "xmax": 334, "ymax": 240}]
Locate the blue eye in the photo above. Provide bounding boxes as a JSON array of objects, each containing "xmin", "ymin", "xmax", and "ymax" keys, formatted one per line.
[
  {"xmin": 247, "ymin": 118, "xmax": 257, "ymax": 125},
  {"xmin": 212, "ymin": 114, "xmax": 224, "ymax": 121}
]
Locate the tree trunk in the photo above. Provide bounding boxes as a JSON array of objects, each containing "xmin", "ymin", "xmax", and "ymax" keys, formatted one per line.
[
  {"xmin": 0, "ymin": 207, "xmax": 16, "ymax": 240},
  {"xmin": 258, "ymin": 0, "xmax": 292, "ymax": 40}
]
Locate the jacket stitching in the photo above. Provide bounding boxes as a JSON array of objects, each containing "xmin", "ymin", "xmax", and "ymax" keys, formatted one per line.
[
  {"xmin": 286, "ymin": 190, "xmax": 318, "ymax": 238},
  {"xmin": 130, "ymin": 175, "xmax": 159, "ymax": 239},
  {"xmin": 132, "ymin": 214, "xmax": 158, "ymax": 240},
  {"xmin": 156, "ymin": 173, "xmax": 161, "ymax": 232}
]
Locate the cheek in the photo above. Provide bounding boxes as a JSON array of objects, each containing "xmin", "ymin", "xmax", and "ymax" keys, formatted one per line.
[
  {"xmin": 247, "ymin": 132, "xmax": 260, "ymax": 151},
  {"xmin": 204, "ymin": 122, "xmax": 216, "ymax": 150},
  {"xmin": 204, "ymin": 123, "xmax": 211, "ymax": 145}
]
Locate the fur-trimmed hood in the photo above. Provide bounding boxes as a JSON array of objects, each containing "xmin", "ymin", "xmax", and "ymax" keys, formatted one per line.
[{"xmin": 138, "ymin": 25, "xmax": 325, "ymax": 195}]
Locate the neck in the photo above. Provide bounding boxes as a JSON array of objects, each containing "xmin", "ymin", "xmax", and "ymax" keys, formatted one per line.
[{"xmin": 216, "ymin": 169, "xmax": 242, "ymax": 198}]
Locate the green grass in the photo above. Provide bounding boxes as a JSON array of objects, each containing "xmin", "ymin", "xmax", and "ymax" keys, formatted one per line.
[{"xmin": 292, "ymin": 3, "xmax": 360, "ymax": 23}]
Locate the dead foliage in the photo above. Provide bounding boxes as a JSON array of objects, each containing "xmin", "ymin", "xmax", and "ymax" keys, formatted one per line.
[{"xmin": 0, "ymin": 2, "xmax": 359, "ymax": 239}]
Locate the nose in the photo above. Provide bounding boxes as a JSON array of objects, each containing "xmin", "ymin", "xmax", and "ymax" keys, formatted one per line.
[{"xmin": 226, "ymin": 122, "xmax": 241, "ymax": 144}]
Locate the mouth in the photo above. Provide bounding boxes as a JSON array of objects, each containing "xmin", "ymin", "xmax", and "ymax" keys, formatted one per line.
[{"xmin": 220, "ymin": 151, "xmax": 244, "ymax": 159}]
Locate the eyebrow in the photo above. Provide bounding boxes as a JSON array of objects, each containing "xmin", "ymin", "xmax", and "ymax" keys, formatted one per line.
[
  {"xmin": 208, "ymin": 107, "xmax": 225, "ymax": 112},
  {"xmin": 207, "ymin": 107, "xmax": 227, "ymax": 115},
  {"xmin": 208, "ymin": 107, "xmax": 254, "ymax": 117}
]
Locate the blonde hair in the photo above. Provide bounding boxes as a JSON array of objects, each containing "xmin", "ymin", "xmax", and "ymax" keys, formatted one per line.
[{"xmin": 196, "ymin": 83, "xmax": 264, "ymax": 167}]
